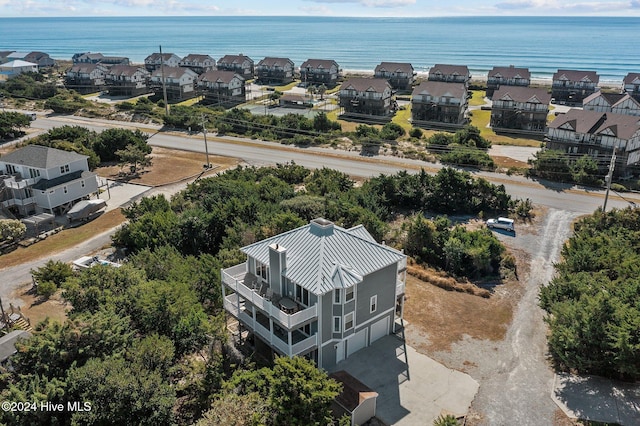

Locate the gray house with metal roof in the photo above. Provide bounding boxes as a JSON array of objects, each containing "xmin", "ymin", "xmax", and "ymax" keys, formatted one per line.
[
  {"xmin": 0, "ymin": 145, "xmax": 98, "ymax": 216},
  {"xmin": 221, "ymin": 218, "xmax": 407, "ymax": 370}
]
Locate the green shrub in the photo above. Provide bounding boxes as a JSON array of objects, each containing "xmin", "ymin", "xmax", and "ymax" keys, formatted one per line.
[{"xmin": 36, "ymin": 280, "xmax": 58, "ymax": 298}]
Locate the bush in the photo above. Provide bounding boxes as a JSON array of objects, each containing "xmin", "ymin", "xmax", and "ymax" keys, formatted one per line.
[
  {"xmin": 36, "ymin": 280, "xmax": 58, "ymax": 298},
  {"xmin": 0, "ymin": 219, "xmax": 26, "ymax": 242},
  {"xmin": 409, "ymin": 127, "xmax": 423, "ymax": 139},
  {"xmin": 31, "ymin": 260, "xmax": 74, "ymax": 287}
]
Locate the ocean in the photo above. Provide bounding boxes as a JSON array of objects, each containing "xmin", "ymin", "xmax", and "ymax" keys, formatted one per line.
[{"xmin": 0, "ymin": 16, "xmax": 638, "ymax": 83}]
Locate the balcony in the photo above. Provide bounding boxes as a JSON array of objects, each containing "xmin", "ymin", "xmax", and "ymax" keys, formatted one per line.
[
  {"xmin": 1, "ymin": 197, "xmax": 36, "ymax": 208},
  {"xmin": 222, "ymin": 264, "xmax": 318, "ymax": 330},
  {"xmin": 4, "ymin": 177, "xmax": 37, "ymax": 189},
  {"xmin": 223, "ymin": 292, "xmax": 318, "ymax": 357}
]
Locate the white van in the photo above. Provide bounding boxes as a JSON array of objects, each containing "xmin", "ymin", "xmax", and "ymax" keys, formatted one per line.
[{"xmin": 486, "ymin": 217, "xmax": 514, "ymax": 232}]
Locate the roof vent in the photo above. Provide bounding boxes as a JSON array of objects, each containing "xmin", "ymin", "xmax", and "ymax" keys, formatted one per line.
[{"xmin": 310, "ymin": 218, "xmax": 334, "ymax": 236}]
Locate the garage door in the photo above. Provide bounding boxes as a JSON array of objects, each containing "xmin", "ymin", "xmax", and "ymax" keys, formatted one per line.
[
  {"xmin": 370, "ymin": 316, "xmax": 389, "ymax": 344},
  {"xmin": 347, "ymin": 329, "xmax": 368, "ymax": 357}
]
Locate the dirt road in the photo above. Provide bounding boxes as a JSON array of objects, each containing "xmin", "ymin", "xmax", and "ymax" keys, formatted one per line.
[{"xmin": 423, "ymin": 209, "xmax": 579, "ymax": 424}]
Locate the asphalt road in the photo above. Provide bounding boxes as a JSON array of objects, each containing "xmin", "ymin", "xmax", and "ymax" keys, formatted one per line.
[{"xmin": 32, "ymin": 114, "xmax": 640, "ymax": 214}]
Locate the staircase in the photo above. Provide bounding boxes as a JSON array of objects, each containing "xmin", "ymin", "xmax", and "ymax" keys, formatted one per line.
[{"xmin": 10, "ymin": 315, "xmax": 33, "ymax": 332}]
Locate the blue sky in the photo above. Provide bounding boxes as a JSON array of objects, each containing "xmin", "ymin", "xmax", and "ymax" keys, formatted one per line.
[{"xmin": 1, "ymin": 0, "xmax": 639, "ymax": 17}]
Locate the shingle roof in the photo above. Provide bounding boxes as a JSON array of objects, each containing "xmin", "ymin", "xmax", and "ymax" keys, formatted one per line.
[
  {"xmin": 301, "ymin": 59, "xmax": 339, "ymax": 69},
  {"xmin": 412, "ymin": 80, "xmax": 467, "ymax": 99},
  {"xmin": 0, "ymin": 145, "xmax": 88, "ymax": 169},
  {"xmin": 32, "ymin": 170, "xmax": 96, "ymax": 190},
  {"xmin": 340, "ymin": 77, "xmax": 390, "ymax": 93},
  {"xmin": 257, "ymin": 57, "xmax": 294, "ymax": 67},
  {"xmin": 493, "ymin": 86, "xmax": 551, "ymax": 104},
  {"xmin": 549, "ymin": 109, "xmax": 640, "ymax": 140},
  {"xmin": 68, "ymin": 63, "xmax": 106, "ymax": 74},
  {"xmin": 488, "ymin": 66, "xmax": 531, "ymax": 80},
  {"xmin": 428, "ymin": 64, "xmax": 470, "ymax": 78},
  {"xmin": 553, "ymin": 69, "xmax": 599, "ymax": 84},
  {"xmin": 181, "ymin": 54, "xmax": 214, "ymax": 62},
  {"xmin": 151, "ymin": 67, "xmax": 197, "ymax": 79},
  {"xmin": 218, "ymin": 54, "xmax": 253, "ymax": 65},
  {"xmin": 108, "ymin": 65, "xmax": 148, "ymax": 77},
  {"xmin": 241, "ymin": 219, "xmax": 405, "ymax": 295},
  {"xmin": 583, "ymin": 91, "xmax": 626, "ymax": 106},
  {"xmin": 623, "ymin": 73, "xmax": 640, "ymax": 85},
  {"xmin": 198, "ymin": 70, "xmax": 243, "ymax": 84},
  {"xmin": 145, "ymin": 53, "xmax": 178, "ymax": 63},
  {"xmin": 375, "ymin": 62, "xmax": 414, "ymax": 74}
]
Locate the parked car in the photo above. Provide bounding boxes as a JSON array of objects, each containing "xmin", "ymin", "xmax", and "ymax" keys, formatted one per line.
[{"xmin": 486, "ymin": 217, "xmax": 514, "ymax": 232}]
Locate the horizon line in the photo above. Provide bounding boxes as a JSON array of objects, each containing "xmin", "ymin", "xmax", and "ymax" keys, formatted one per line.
[{"xmin": 1, "ymin": 14, "xmax": 639, "ymax": 19}]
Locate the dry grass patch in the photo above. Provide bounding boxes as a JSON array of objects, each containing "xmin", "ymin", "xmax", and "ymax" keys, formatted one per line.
[
  {"xmin": 96, "ymin": 147, "xmax": 239, "ymax": 187},
  {"xmin": 404, "ymin": 273, "xmax": 514, "ymax": 352},
  {"xmin": 0, "ymin": 209, "xmax": 125, "ymax": 269},
  {"xmin": 11, "ymin": 283, "xmax": 70, "ymax": 326},
  {"xmin": 407, "ymin": 264, "xmax": 491, "ymax": 298},
  {"xmin": 491, "ymin": 155, "xmax": 531, "ymax": 170}
]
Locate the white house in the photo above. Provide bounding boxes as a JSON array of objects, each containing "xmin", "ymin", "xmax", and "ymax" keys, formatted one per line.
[
  {"xmin": 198, "ymin": 70, "xmax": 246, "ymax": 106},
  {"xmin": 144, "ymin": 52, "xmax": 181, "ymax": 72},
  {"xmin": 221, "ymin": 218, "xmax": 407, "ymax": 371},
  {"xmin": 0, "ymin": 60, "xmax": 38, "ymax": 79},
  {"xmin": 179, "ymin": 54, "xmax": 216, "ymax": 74},
  {"xmin": 0, "ymin": 145, "xmax": 99, "ymax": 216}
]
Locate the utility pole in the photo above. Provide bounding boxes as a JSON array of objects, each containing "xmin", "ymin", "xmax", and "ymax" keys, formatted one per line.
[
  {"xmin": 201, "ymin": 114, "xmax": 210, "ymax": 169},
  {"xmin": 159, "ymin": 45, "xmax": 169, "ymax": 116},
  {"xmin": 602, "ymin": 145, "xmax": 617, "ymax": 212}
]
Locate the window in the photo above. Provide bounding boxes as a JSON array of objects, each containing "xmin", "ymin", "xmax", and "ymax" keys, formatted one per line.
[
  {"xmin": 255, "ymin": 260, "xmax": 269, "ymax": 282},
  {"xmin": 345, "ymin": 286, "xmax": 354, "ymax": 302},
  {"xmin": 334, "ymin": 289, "xmax": 341, "ymax": 304},
  {"xmin": 6, "ymin": 164, "xmax": 17, "ymax": 174},
  {"xmin": 370, "ymin": 295, "xmax": 377, "ymax": 314},
  {"xmin": 29, "ymin": 168, "xmax": 40, "ymax": 179},
  {"xmin": 333, "ymin": 316, "xmax": 341, "ymax": 333},
  {"xmin": 344, "ymin": 313, "xmax": 354, "ymax": 331},
  {"xmin": 60, "ymin": 164, "xmax": 70, "ymax": 174}
]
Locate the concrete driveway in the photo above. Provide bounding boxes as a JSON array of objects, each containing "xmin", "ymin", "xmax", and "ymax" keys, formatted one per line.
[
  {"xmin": 331, "ymin": 335, "xmax": 479, "ymax": 425},
  {"xmin": 97, "ymin": 179, "xmax": 152, "ymax": 212},
  {"xmin": 553, "ymin": 373, "xmax": 640, "ymax": 425}
]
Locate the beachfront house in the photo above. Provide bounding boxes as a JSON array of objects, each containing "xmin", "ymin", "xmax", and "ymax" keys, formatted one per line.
[
  {"xmin": 221, "ymin": 218, "xmax": 407, "ymax": 370},
  {"xmin": 486, "ymin": 65, "xmax": 531, "ymax": 98},
  {"xmin": 65, "ymin": 63, "xmax": 109, "ymax": 94},
  {"xmin": 428, "ymin": 64, "xmax": 471, "ymax": 86},
  {"xmin": 490, "ymin": 86, "xmax": 551, "ymax": 134},
  {"xmin": 105, "ymin": 65, "xmax": 150, "ymax": 97},
  {"xmin": 583, "ymin": 92, "xmax": 640, "ymax": 117},
  {"xmin": 0, "ymin": 51, "xmax": 15, "ymax": 64},
  {"xmin": 217, "ymin": 54, "xmax": 254, "ymax": 77},
  {"xmin": 338, "ymin": 77, "xmax": 395, "ymax": 118},
  {"xmin": 144, "ymin": 52, "xmax": 181, "ymax": 72},
  {"xmin": 22, "ymin": 52, "xmax": 55, "ymax": 68},
  {"xmin": 197, "ymin": 70, "xmax": 246, "ymax": 107},
  {"xmin": 179, "ymin": 54, "xmax": 216, "ymax": 75},
  {"xmin": 373, "ymin": 62, "xmax": 415, "ymax": 91},
  {"xmin": 551, "ymin": 69, "xmax": 600, "ymax": 106},
  {"xmin": 411, "ymin": 81, "xmax": 468, "ymax": 129},
  {"xmin": 149, "ymin": 67, "xmax": 198, "ymax": 102},
  {"xmin": 546, "ymin": 109, "xmax": 640, "ymax": 178},
  {"xmin": 72, "ymin": 52, "xmax": 130, "ymax": 66},
  {"xmin": 0, "ymin": 145, "xmax": 99, "ymax": 217},
  {"xmin": 0, "ymin": 60, "xmax": 38, "ymax": 79},
  {"xmin": 300, "ymin": 59, "xmax": 341, "ymax": 88},
  {"xmin": 256, "ymin": 57, "xmax": 295, "ymax": 85},
  {"xmin": 623, "ymin": 73, "xmax": 640, "ymax": 102}
]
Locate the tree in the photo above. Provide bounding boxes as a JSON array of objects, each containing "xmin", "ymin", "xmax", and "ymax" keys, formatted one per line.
[
  {"xmin": 0, "ymin": 219, "xmax": 26, "ymax": 242},
  {"xmin": 116, "ymin": 143, "xmax": 152, "ymax": 174},
  {"xmin": 317, "ymin": 83, "xmax": 327, "ymax": 100},
  {"xmin": 0, "ymin": 111, "xmax": 30, "ymax": 140},
  {"xmin": 93, "ymin": 128, "xmax": 151, "ymax": 162},
  {"xmin": 197, "ymin": 392, "xmax": 272, "ymax": 426},
  {"xmin": 66, "ymin": 356, "xmax": 175, "ymax": 426},
  {"xmin": 529, "ymin": 149, "xmax": 571, "ymax": 181},
  {"xmin": 31, "ymin": 259, "xmax": 74, "ymax": 288},
  {"xmin": 227, "ymin": 356, "xmax": 342, "ymax": 426},
  {"xmin": 571, "ymin": 154, "xmax": 601, "ymax": 186}
]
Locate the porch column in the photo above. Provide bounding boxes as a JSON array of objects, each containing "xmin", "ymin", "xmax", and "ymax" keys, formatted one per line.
[
  {"xmin": 288, "ymin": 331, "xmax": 292, "ymax": 357},
  {"xmin": 269, "ymin": 317, "xmax": 274, "ymax": 346}
]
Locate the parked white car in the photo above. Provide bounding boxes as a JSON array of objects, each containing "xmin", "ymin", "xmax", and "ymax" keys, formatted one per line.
[{"xmin": 486, "ymin": 217, "xmax": 514, "ymax": 232}]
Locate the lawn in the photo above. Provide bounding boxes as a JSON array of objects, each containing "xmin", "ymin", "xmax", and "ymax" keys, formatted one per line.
[
  {"xmin": 392, "ymin": 105, "xmax": 413, "ymax": 133},
  {"xmin": 469, "ymin": 90, "xmax": 488, "ymax": 106},
  {"xmin": 470, "ymin": 109, "xmax": 542, "ymax": 147}
]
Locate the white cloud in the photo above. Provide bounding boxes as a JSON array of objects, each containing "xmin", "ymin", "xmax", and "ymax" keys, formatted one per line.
[
  {"xmin": 494, "ymin": 0, "xmax": 635, "ymax": 13},
  {"xmin": 306, "ymin": 0, "xmax": 415, "ymax": 7}
]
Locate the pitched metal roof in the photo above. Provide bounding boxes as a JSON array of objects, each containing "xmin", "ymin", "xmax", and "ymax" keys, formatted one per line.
[
  {"xmin": 0, "ymin": 145, "xmax": 88, "ymax": 169},
  {"xmin": 0, "ymin": 330, "xmax": 31, "ymax": 363},
  {"xmin": 241, "ymin": 218, "xmax": 405, "ymax": 295}
]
